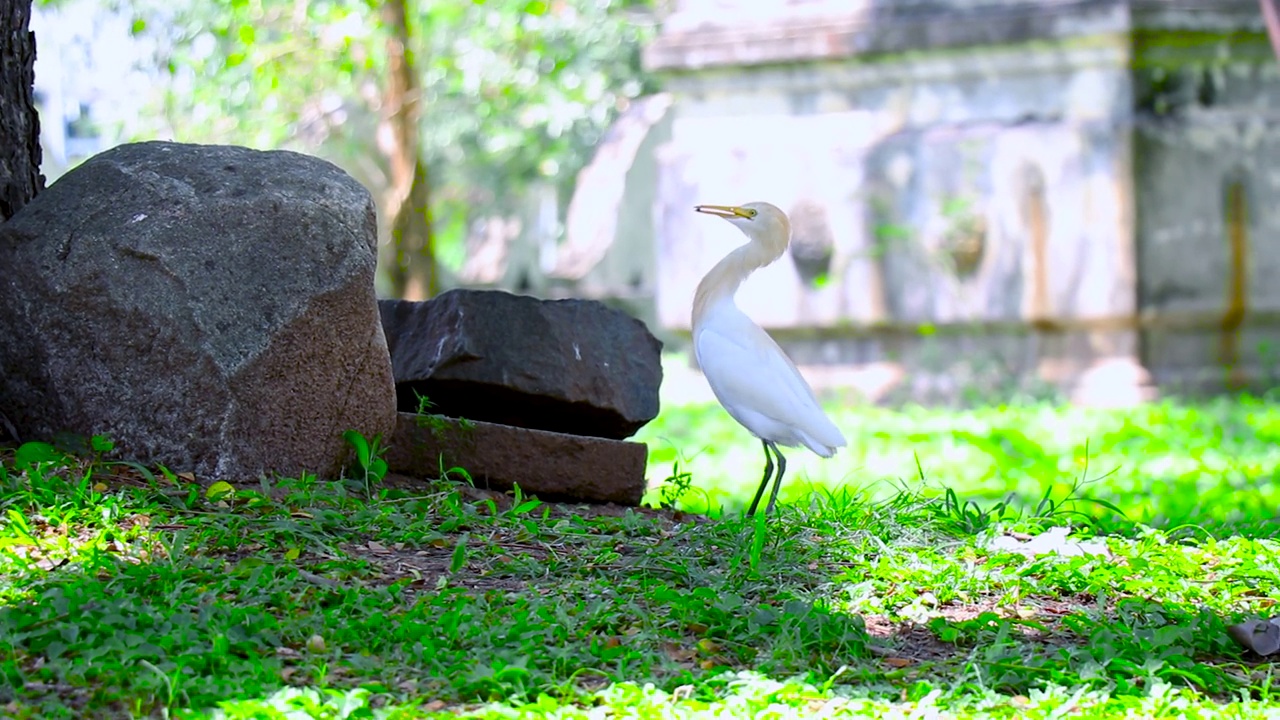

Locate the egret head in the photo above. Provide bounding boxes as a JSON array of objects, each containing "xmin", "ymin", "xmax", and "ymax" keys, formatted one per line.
[{"xmin": 695, "ymin": 201, "xmax": 791, "ymax": 254}]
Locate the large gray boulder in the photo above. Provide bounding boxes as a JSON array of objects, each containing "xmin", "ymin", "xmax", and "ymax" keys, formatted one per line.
[{"xmin": 0, "ymin": 141, "xmax": 396, "ymax": 480}]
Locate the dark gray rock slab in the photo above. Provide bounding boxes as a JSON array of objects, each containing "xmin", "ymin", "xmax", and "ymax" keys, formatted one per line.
[
  {"xmin": 379, "ymin": 289, "xmax": 662, "ymax": 439},
  {"xmin": 0, "ymin": 140, "xmax": 396, "ymax": 480}
]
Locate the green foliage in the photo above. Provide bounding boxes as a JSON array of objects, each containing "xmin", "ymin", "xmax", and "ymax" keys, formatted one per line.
[
  {"xmin": 656, "ymin": 460, "xmax": 694, "ymax": 510},
  {"xmin": 413, "ymin": 392, "xmax": 476, "ymax": 438},
  {"xmin": 117, "ymin": 0, "xmax": 658, "ymax": 271},
  {"xmin": 9, "ymin": 395, "xmax": 1280, "ymax": 717},
  {"xmin": 12, "ymin": 441, "xmax": 66, "ymax": 472},
  {"xmin": 341, "ymin": 429, "xmax": 387, "ymax": 496},
  {"xmin": 638, "ymin": 391, "xmax": 1280, "ymax": 533},
  {"xmin": 4, "ymin": 420, "xmax": 1280, "ymax": 718}
]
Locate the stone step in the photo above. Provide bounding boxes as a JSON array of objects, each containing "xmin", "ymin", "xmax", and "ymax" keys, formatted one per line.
[{"xmin": 384, "ymin": 412, "xmax": 648, "ymax": 506}]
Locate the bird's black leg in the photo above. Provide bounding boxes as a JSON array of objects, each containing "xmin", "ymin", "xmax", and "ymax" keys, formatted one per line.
[
  {"xmin": 764, "ymin": 442, "xmax": 787, "ymax": 515},
  {"xmin": 746, "ymin": 438, "xmax": 774, "ymax": 517}
]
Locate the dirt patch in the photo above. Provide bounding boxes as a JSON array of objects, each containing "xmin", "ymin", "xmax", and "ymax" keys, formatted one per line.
[
  {"xmin": 861, "ymin": 593, "xmax": 1103, "ymax": 668},
  {"xmin": 864, "ymin": 616, "xmax": 957, "ymax": 663},
  {"xmin": 378, "ymin": 472, "xmax": 708, "ymax": 525}
]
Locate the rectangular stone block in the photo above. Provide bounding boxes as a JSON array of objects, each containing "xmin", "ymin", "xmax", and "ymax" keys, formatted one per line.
[{"xmin": 384, "ymin": 412, "xmax": 648, "ymax": 506}]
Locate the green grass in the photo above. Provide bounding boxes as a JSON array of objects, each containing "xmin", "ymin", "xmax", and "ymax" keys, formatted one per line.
[
  {"xmin": 637, "ymin": 394, "xmax": 1280, "ymax": 533},
  {"xmin": 3, "ymin": 392, "xmax": 1280, "ymax": 718}
]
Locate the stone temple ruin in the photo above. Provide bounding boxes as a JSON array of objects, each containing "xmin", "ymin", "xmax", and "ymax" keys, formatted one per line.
[{"xmin": 458, "ymin": 0, "xmax": 1280, "ymax": 404}]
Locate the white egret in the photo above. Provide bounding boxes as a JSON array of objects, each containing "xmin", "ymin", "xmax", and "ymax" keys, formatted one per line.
[{"xmin": 692, "ymin": 202, "xmax": 847, "ymax": 516}]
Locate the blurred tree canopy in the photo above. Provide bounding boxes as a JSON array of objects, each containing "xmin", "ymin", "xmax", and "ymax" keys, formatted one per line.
[{"xmin": 116, "ymin": 0, "xmax": 658, "ymax": 298}]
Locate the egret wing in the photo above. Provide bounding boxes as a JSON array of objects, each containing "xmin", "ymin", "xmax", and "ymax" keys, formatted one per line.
[{"xmin": 695, "ymin": 322, "xmax": 829, "ymax": 434}]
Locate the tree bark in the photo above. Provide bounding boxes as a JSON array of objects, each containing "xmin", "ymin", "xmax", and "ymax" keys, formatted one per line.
[
  {"xmin": 379, "ymin": 0, "xmax": 436, "ymax": 300},
  {"xmin": 1263, "ymin": 0, "xmax": 1280, "ymax": 63},
  {"xmin": 0, "ymin": 0, "xmax": 44, "ymax": 222}
]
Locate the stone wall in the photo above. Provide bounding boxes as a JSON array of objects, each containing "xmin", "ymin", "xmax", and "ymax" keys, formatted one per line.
[
  {"xmin": 1130, "ymin": 27, "xmax": 1280, "ymax": 393},
  {"xmin": 642, "ymin": 0, "xmax": 1277, "ymax": 403}
]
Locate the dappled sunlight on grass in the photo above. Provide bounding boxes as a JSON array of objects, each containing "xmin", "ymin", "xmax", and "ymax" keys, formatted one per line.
[
  {"xmin": 199, "ymin": 671, "xmax": 1280, "ymax": 719},
  {"xmin": 7, "ymin": 394, "xmax": 1280, "ymax": 717},
  {"xmin": 639, "ymin": 392, "xmax": 1280, "ymax": 531}
]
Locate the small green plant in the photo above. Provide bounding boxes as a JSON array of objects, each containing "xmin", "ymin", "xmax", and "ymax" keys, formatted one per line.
[
  {"xmin": 13, "ymin": 440, "xmax": 67, "ymax": 472},
  {"xmin": 657, "ymin": 460, "xmax": 694, "ymax": 510},
  {"xmin": 413, "ymin": 391, "xmax": 475, "ymax": 435},
  {"xmin": 506, "ymin": 482, "xmax": 543, "ymax": 518},
  {"xmin": 414, "ymin": 390, "xmax": 436, "ymax": 416},
  {"xmin": 342, "ymin": 429, "xmax": 387, "ymax": 496},
  {"xmin": 747, "ymin": 510, "xmax": 768, "ymax": 572},
  {"xmin": 449, "ymin": 533, "xmax": 469, "ymax": 573},
  {"xmin": 88, "ymin": 434, "xmax": 114, "ymax": 462},
  {"xmin": 933, "ymin": 486, "xmax": 1015, "ymax": 534}
]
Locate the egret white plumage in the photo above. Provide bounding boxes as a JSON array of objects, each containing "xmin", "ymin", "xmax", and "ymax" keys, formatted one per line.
[{"xmin": 692, "ymin": 202, "xmax": 847, "ymax": 516}]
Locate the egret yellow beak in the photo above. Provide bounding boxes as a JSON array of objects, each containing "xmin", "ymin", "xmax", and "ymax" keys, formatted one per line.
[{"xmin": 695, "ymin": 204, "xmax": 753, "ymax": 219}]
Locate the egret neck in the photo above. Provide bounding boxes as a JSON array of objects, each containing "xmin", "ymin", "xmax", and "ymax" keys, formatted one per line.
[{"xmin": 692, "ymin": 229, "xmax": 788, "ymax": 331}]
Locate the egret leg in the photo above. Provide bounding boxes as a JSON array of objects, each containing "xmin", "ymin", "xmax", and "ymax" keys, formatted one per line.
[
  {"xmin": 764, "ymin": 442, "xmax": 787, "ymax": 515},
  {"xmin": 745, "ymin": 438, "xmax": 774, "ymax": 517}
]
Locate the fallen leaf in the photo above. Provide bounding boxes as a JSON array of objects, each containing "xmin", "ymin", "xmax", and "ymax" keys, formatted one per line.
[
  {"xmin": 92, "ymin": 482, "xmax": 108, "ymax": 493},
  {"xmin": 283, "ymin": 548, "xmax": 300, "ymax": 561},
  {"xmin": 883, "ymin": 657, "xmax": 914, "ymax": 668},
  {"xmin": 294, "ymin": 568, "xmax": 340, "ymax": 586},
  {"xmin": 205, "ymin": 481, "xmax": 235, "ymax": 500},
  {"xmin": 306, "ymin": 634, "xmax": 326, "ymax": 654},
  {"xmin": 663, "ymin": 642, "xmax": 696, "ymax": 662}
]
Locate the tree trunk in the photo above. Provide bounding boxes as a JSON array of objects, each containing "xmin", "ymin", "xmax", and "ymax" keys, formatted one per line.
[
  {"xmin": 0, "ymin": 0, "xmax": 44, "ymax": 222},
  {"xmin": 379, "ymin": 0, "xmax": 436, "ymax": 300},
  {"xmin": 1263, "ymin": 0, "xmax": 1280, "ymax": 63}
]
